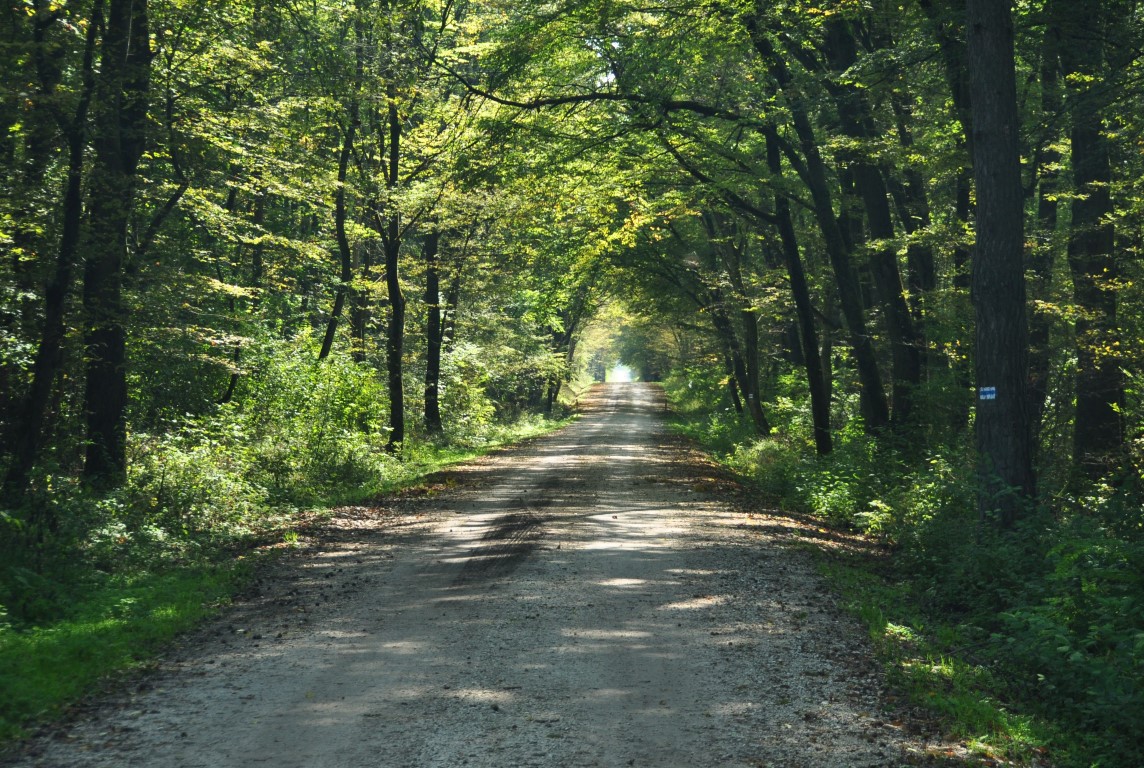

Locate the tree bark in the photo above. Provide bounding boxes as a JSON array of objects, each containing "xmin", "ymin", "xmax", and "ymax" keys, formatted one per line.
[
  {"xmin": 349, "ymin": 241, "xmax": 372, "ymax": 363},
  {"xmin": 918, "ymin": 0, "xmax": 974, "ymax": 434},
  {"xmin": 1029, "ymin": 12, "xmax": 1063, "ymax": 442},
  {"xmin": 318, "ymin": 123, "xmax": 353, "ymax": 362},
  {"xmin": 319, "ymin": 11, "xmax": 362, "ymax": 362},
  {"xmin": 81, "ymin": 0, "xmax": 150, "ymax": 487},
  {"xmin": 703, "ymin": 213, "xmax": 771, "ymax": 436},
  {"xmin": 766, "ymin": 127, "xmax": 832, "ymax": 455},
  {"xmin": 745, "ymin": 18, "xmax": 889, "ymax": 431},
  {"xmin": 383, "ymin": 81, "xmax": 406, "ymax": 452},
  {"xmin": 423, "ymin": 229, "xmax": 444, "ymax": 436},
  {"xmin": 707, "ymin": 295, "xmax": 766, "ymax": 433},
  {"xmin": 966, "ymin": 0, "xmax": 1036, "ymax": 523},
  {"xmin": 823, "ymin": 17, "xmax": 923, "ymax": 430}
]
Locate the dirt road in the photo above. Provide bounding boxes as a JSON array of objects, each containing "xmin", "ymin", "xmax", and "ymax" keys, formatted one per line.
[{"xmin": 9, "ymin": 384, "xmax": 922, "ymax": 767}]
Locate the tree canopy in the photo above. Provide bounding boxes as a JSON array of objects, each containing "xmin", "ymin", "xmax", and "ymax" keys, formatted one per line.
[{"xmin": 3, "ymin": 0, "xmax": 1144, "ymax": 761}]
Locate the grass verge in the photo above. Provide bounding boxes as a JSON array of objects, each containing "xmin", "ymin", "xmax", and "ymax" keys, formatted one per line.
[
  {"xmin": 0, "ymin": 561, "xmax": 250, "ymax": 743},
  {"xmin": 664, "ymin": 408, "xmax": 1059, "ymax": 766},
  {"xmin": 819, "ymin": 554, "xmax": 1056, "ymax": 765}
]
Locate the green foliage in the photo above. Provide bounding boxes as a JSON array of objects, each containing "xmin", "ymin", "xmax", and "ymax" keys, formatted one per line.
[
  {"xmin": 823, "ymin": 559, "xmax": 1053, "ymax": 764},
  {"xmin": 989, "ymin": 504, "xmax": 1144, "ymax": 766},
  {"xmin": 0, "ymin": 561, "xmax": 247, "ymax": 742}
]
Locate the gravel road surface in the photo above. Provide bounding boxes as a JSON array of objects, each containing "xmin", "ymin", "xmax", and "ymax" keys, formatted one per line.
[{"xmin": 7, "ymin": 384, "xmax": 934, "ymax": 767}]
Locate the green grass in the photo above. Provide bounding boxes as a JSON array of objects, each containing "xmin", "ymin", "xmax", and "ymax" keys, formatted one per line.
[
  {"xmin": 0, "ymin": 561, "xmax": 248, "ymax": 741},
  {"xmin": 819, "ymin": 557, "xmax": 1055, "ymax": 765}
]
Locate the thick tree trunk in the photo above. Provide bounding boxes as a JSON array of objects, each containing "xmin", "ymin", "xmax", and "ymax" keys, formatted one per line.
[
  {"xmin": 966, "ymin": 0, "xmax": 1036, "ymax": 523},
  {"xmin": 423, "ymin": 230, "xmax": 443, "ymax": 436},
  {"xmin": 1057, "ymin": 0, "xmax": 1126, "ymax": 479},
  {"xmin": 82, "ymin": 0, "xmax": 150, "ymax": 487}
]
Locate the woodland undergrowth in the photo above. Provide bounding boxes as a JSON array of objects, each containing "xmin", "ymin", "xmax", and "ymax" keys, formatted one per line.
[{"xmin": 666, "ymin": 369, "xmax": 1144, "ymax": 768}]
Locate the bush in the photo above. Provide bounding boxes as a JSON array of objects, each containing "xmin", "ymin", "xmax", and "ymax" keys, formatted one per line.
[{"xmin": 726, "ymin": 438, "xmax": 802, "ymax": 502}]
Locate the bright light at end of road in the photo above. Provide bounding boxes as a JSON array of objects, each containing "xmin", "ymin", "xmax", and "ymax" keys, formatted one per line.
[{"xmin": 606, "ymin": 365, "xmax": 633, "ymax": 382}]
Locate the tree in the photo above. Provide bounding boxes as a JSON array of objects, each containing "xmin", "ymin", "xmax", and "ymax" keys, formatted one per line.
[
  {"xmin": 80, "ymin": 0, "xmax": 151, "ymax": 486},
  {"xmin": 1054, "ymin": 0, "xmax": 1127, "ymax": 480},
  {"xmin": 3, "ymin": 0, "xmax": 103, "ymax": 500},
  {"xmin": 965, "ymin": 0, "xmax": 1035, "ymax": 523}
]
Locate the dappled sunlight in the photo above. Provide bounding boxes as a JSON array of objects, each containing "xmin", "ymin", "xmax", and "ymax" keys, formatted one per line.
[
  {"xmin": 659, "ymin": 594, "xmax": 730, "ymax": 611},
  {"xmin": 44, "ymin": 385, "xmax": 904, "ymax": 767},
  {"xmin": 448, "ymin": 688, "xmax": 517, "ymax": 705},
  {"xmin": 594, "ymin": 577, "xmax": 648, "ymax": 588}
]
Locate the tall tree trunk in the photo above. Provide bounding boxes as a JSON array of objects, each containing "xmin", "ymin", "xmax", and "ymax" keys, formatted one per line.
[
  {"xmin": 703, "ymin": 213, "xmax": 771, "ymax": 436},
  {"xmin": 709, "ymin": 299, "xmax": 762, "ymax": 432},
  {"xmin": 766, "ymin": 127, "xmax": 832, "ymax": 455},
  {"xmin": 918, "ymin": 0, "xmax": 974, "ymax": 433},
  {"xmin": 82, "ymin": 0, "xmax": 150, "ymax": 487},
  {"xmin": 1057, "ymin": 0, "xmax": 1126, "ymax": 479},
  {"xmin": 966, "ymin": 0, "xmax": 1036, "ymax": 523},
  {"xmin": 350, "ymin": 241, "xmax": 372, "ymax": 363},
  {"xmin": 4, "ymin": 1, "xmax": 69, "ymax": 400},
  {"xmin": 383, "ymin": 80, "xmax": 406, "ymax": 452},
  {"xmin": 319, "ymin": 13, "xmax": 362, "ymax": 362},
  {"xmin": 318, "ymin": 121, "xmax": 354, "ymax": 363},
  {"xmin": 3, "ymin": 0, "xmax": 103, "ymax": 499},
  {"xmin": 739, "ymin": 308, "xmax": 772, "ymax": 436},
  {"xmin": 1029, "ymin": 13, "xmax": 1063, "ymax": 443},
  {"xmin": 423, "ymin": 229, "xmax": 444, "ymax": 436}
]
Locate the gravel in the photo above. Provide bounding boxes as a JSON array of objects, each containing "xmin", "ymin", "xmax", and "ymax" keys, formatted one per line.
[{"xmin": 5, "ymin": 384, "xmax": 956, "ymax": 768}]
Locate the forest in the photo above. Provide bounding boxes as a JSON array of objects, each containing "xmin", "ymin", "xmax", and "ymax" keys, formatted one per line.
[{"xmin": 2, "ymin": 0, "xmax": 1143, "ymax": 764}]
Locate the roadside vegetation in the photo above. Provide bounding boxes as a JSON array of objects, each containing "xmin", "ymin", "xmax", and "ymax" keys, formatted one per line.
[{"xmin": 666, "ymin": 369, "xmax": 1142, "ymax": 768}]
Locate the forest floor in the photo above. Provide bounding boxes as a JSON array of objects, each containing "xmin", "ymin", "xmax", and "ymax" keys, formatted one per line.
[{"xmin": 3, "ymin": 384, "xmax": 975, "ymax": 768}]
